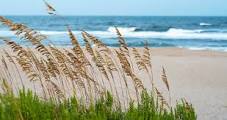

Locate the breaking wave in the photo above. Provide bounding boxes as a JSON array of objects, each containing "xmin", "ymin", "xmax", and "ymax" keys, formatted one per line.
[
  {"xmin": 1, "ymin": 28, "xmax": 227, "ymax": 40},
  {"xmin": 107, "ymin": 27, "xmax": 137, "ymax": 33},
  {"xmin": 200, "ymin": 22, "xmax": 212, "ymax": 26}
]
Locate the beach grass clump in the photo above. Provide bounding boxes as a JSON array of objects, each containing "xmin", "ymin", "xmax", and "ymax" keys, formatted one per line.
[
  {"xmin": 0, "ymin": 15, "xmax": 197, "ymax": 120},
  {"xmin": 0, "ymin": 89, "xmax": 196, "ymax": 120}
]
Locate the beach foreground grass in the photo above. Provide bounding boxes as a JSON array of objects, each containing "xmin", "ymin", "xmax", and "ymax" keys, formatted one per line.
[
  {"xmin": 0, "ymin": 16, "xmax": 197, "ymax": 119},
  {"xmin": 0, "ymin": 89, "xmax": 196, "ymax": 120}
]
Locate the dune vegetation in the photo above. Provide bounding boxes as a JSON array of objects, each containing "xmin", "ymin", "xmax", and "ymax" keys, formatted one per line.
[{"xmin": 0, "ymin": 3, "xmax": 197, "ymax": 119}]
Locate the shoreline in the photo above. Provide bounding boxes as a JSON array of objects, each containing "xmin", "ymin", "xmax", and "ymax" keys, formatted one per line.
[{"xmin": 1, "ymin": 44, "xmax": 227, "ymax": 55}]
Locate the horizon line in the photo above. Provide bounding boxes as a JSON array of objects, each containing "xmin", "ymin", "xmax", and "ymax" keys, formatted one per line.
[{"xmin": 1, "ymin": 14, "xmax": 227, "ymax": 17}]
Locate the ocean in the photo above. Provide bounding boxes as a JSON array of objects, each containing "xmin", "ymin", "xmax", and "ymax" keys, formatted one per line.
[{"xmin": 1, "ymin": 16, "xmax": 227, "ymax": 51}]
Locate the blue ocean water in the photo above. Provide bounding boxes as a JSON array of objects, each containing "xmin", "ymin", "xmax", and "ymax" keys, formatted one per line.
[{"xmin": 1, "ymin": 16, "xmax": 227, "ymax": 51}]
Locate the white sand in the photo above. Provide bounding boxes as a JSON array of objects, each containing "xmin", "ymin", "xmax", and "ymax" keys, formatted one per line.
[{"xmin": 150, "ymin": 48, "xmax": 227, "ymax": 120}]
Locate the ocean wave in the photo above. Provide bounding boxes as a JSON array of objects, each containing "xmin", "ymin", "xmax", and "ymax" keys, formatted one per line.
[
  {"xmin": 0, "ymin": 30, "xmax": 14, "ymax": 36},
  {"xmin": 166, "ymin": 28, "xmax": 203, "ymax": 33},
  {"xmin": 39, "ymin": 31, "xmax": 68, "ymax": 35},
  {"xmin": 1, "ymin": 28, "xmax": 227, "ymax": 40},
  {"xmin": 187, "ymin": 47, "xmax": 227, "ymax": 52},
  {"xmin": 198, "ymin": 29, "xmax": 227, "ymax": 33},
  {"xmin": 105, "ymin": 28, "xmax": 227, "ymax": 40},
  {"xmin": 200, "ymin": 22, "xmax": 212, "ymax": 26},
  {"xmin": 107, "ymin": 27, "xmax": 137, "ymax": 33},
  {"xmin": 0, "ymin": 30, "xmax": 78, "ymax": 36}
]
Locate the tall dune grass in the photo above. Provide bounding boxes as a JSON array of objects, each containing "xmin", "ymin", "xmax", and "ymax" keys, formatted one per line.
[{"xmin": 0, "ymin": 16, "xmax": 196, "ymax": 120}]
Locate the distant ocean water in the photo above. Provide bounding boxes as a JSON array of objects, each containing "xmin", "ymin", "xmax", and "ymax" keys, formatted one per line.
[{"xmin": 1, "ymin": 16, "xmax": 227, "ymax": 51}]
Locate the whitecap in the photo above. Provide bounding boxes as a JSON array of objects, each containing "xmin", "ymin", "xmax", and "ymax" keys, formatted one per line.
[
  {"xmin": 1, "ymin": 28, "xmax": 227, "ymax": 40},
  {"xmin": 200, "ymin": 23, "xmax": 212, "ymax": 26},
  {"xmin": 107, "ymin": 26, "xmax": 137, "ymax": 33},
  {"xmin": 187, "ymin": 47, "xmax": 227, "ymax": 52}
]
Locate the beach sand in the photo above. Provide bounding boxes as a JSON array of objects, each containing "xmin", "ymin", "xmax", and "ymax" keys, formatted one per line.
[
  {"xmin": 149, "ymin": 48, "xmax": 227, "ymax": 120},
  {"xmin": 1, "ymin": 47, "xmax": 227, "ymax": 120}
]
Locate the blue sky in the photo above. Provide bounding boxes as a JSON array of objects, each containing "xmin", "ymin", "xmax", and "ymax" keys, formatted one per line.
[{"xmin": 0, "ymin": 0, "xmax": 227, "ymax": 16}]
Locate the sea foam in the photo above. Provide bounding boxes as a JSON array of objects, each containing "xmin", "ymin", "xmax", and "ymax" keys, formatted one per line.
[
  {"xmin": 108, "ymin": 27, "xmax": 137, "ymax": 33},
  {"xmin": 200, "ymin": 23, "xmax": 212, "ymax": 26},
  {"xmin": 1, "ymin": 28, "xmax": 227, "ymax": 40}
]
